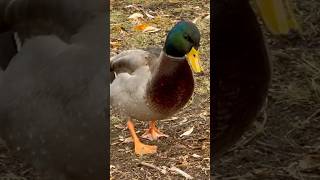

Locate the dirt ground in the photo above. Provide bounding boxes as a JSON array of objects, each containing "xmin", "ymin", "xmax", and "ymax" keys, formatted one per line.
[
  {"xmin": 110, "ymin": 0, "xmax": 210, "ymax": 179},
  {"xmin": 215, "ymin": 0, "xmax": 320, "ymax": 179}
]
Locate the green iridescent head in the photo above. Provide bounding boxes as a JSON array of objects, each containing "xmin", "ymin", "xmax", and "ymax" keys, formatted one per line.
[
  {"xmin": 163, "ymin": 20, "xmax": 200, "ymax": 57},
  {"xmin": 163, "ymin": 20, "xmax": 202, "ymax": 73}
]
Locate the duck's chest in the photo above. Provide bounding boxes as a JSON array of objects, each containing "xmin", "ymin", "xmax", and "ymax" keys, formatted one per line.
[{"xmin": 146, "ymin": 61, "xmax": 195, "ymax": 116}]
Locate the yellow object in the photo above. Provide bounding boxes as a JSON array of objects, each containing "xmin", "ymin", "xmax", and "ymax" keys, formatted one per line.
[
  {"xmin": 254, "ymin": 0, "xmax": 301, "ymax": 35},
  {"xmin": 186, "ymin": 47, "xmax": 202, "ymax": 73}
]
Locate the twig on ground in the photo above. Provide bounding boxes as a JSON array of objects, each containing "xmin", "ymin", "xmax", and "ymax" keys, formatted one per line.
[
  {"xmin": 169, "ymin": 166, "xmax": 193, "ymax": 179},
  {"xmin": 139, "ymin": 162, "xmax": 167, "ymax": 175}
]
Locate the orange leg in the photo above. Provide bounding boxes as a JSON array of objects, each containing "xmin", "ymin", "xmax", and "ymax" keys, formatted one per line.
[
  {"xmin": 127, "ymin": 119, "xmax": 157, "ymax": 155},
  {"xmin": 141, "ymin": 120, "xmax": 169, "ymax": 141}
]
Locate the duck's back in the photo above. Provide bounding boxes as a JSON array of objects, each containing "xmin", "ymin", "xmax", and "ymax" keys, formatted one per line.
[
  {"xmin": 110, "ymin": 49, "xmax": 160, "ymax": 120},
  {"xmin": 214, "ymin": 0, "xmax": 271, "ymax": 158}
]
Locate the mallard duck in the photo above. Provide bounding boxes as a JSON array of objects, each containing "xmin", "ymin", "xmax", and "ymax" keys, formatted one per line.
[
  {"xmin": 213, "ymin": 0, "xmax": 299, "ymax": 160},
  {"xmin": 110, "ymin": 20, "xmax": 202, "ymax": 155},
  {"xmin": 0, "ymin": 0, "xmax": 107, "ymax": 179}
]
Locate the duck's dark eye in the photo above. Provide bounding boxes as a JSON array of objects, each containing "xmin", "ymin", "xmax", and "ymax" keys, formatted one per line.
[{"xmin": 184, "ymin": 34, "xmax": 193, "ymax": 43}]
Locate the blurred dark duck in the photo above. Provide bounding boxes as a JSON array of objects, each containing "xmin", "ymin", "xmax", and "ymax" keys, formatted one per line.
[
  {"xmin": 0, "ymin": 0, "xmax": 107, "ymax": 179},
  {"xmin": 110, "ymin": 21, "xmax": 202, "ymax": 155},
  {"xmin": 213, "ymin": 0, "xmax": 299, "ymax": 161}
]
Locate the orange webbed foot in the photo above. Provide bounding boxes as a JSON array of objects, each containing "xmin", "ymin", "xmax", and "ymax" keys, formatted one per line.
[
  {"xmin": 127, "ymin": 119, "xmax": 158, "ymax": 155},
  {"xmin": 134, "ymin": 141, "xmax": 157, "ymax": 155},
  {"xmin": 141, "ymin": 120, "xmax": 169, "ymax": 141}
]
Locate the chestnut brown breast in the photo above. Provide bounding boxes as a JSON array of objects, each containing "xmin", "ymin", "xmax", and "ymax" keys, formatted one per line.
[{"xmin": 146, "ymin": 54, "xmax": 194, "ymax": 116}]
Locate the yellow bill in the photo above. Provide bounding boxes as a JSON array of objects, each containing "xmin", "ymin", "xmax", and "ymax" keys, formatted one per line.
[
  {"xmin": 186, "ymin": 47, "xmax": 202, "ymax": 73},
  {"xmin": 254, "ymin": 0, "xmax": 301, "ymax": 35}
]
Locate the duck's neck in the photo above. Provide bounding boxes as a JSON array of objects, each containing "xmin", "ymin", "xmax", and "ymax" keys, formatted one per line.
[{"xmin": 146, "ymin": 51, "xmax": 194, "ymax": 114}]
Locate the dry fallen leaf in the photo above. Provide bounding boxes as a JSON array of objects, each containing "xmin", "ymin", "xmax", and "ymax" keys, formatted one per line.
[
  {"xmin": 179, "ymin": 118, "xmax": 188, "ymax": 125},
  {"xmin": 133, "ymin": 24, "xmax": 160, "ymax": 33},
  {"xmin": 192, "ymin": 17, "xmax": 201, "ymax": 24},
  {"xmin": 128, "ymin": 12, "xmax": 144, "ymax": 20},
  {"xmin": 118, "ymin": 135, "xmax": 133, "ymax": 143},
  {"xmin": 142, "ymin": 25, "xmax": 160, "ymax": 33},
  {"xmin": 125, "ymin": 5, "xmax": 137, "ymax": 9},
  {"xmin": 180, "ymin": 126, "xmax": 194, "ymax": 137},
  {"xmin": 133, "ymin": 24, "xmax": 149, "ymax": 31},
  {"xmin": 118, "ymin": 135, "xmax": 124, "ymax": 141},
  {"xmin": 191, "ymin": 154, "xmax": 201, "ymax": 158},
  {"xmin": 123, "ymin": 137, "xmax": 133, "ymax": 143},
  {"xmin": 145, "ymin": 11, "xmax": 155, "ymax": 19},
  {"xmin": 166, "ymin": 116, "xmax": 179, "ymax": 121},
  {"xmin": 110, "ymin": 41, "xmax": 121, "ymax": 50}
]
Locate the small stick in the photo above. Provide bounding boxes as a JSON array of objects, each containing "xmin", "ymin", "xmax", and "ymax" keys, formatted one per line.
[
  {"xmin": 169, "ymin": 166, "xmax": 193, "ymax": 179},
  {"xmin": 140, "ymin": 162, "xmax": 167, "ymax": 174}
]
